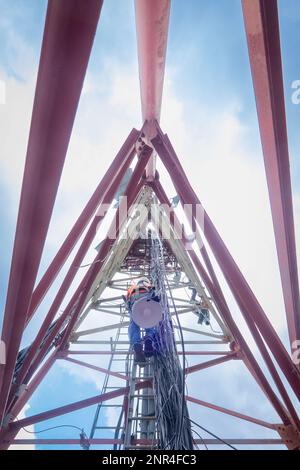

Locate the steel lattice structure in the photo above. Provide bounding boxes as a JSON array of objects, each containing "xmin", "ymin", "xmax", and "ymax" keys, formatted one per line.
[{"xmin": 0, "ymin": 0, "xmax": 300, "ymax": 450}]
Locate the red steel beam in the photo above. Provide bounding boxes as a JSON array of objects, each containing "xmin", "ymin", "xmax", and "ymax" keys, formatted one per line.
[
  {"xmin": 10, "ymin": 157, "xmax": 149, "ymax": 400},
  {"xmin": 9, "ymin": 351, "xmax": 57, "ymax": 423},
  {"xmin": 186, "ymin": 395, "xmax": 276, "ymax": 430},
  {"xmin": 159, "ymin": 185, "xmax": 298, "ymax": 430},
  {"xmin": 22, "ymin": 262, "xmax": 100, "ymax": 389},
  {"xmin": 189, "ymin": 242, "xmax": 300, "ymax": 430},
  {"xmin": 10, "ymin": 136, "xmax": 138, "ymax": 399},
  {"xmin": 152, "ymin": 124, "xmax": 300, "ymax": 402},
  {"xmin": 57, "ymin": 145, "xmax": 152, "ymax": 350},
  {"xmin": 152, "ymin": 179, "xmax": 295, "ymax": 426},
  {"xmin": 8, "ymin": 380, "xmax": 152, "ymax": 431},
  {"xmin": 27, "ymin": 129, "xmax": 139, "ymax": 324},
  {"xmin": 0, "ymin": 371, "xmax": 151, "ymax": 450},
  {"xmin": 242, "ymin": 0, "xmax": 300, "ymax": 351},
  {"xmin": 189, "ymin": 248, "xmax": 300, "ymax": 430},
  {"xmin": 10, "ymin": 438, "xmax": 283, "ymax": 446},
  {"xmin": 134, "ymin": 0, "xmax": 170, "ymax": 121},
  {"xmin": 64, "ymin": 351, "xmax": 231, "ymax": 356},
  {"xmin": 0, "ymin": 351, "xmax": 57, "ymax": 450},
  {"xmin": 17, "ymin": 174, "xmax": 147, "ymax": 394},
  {"xmin": 242, "ymin": 316, "xmax": 300, "ymax": 430},
  {"xmin": 0, "ymin": 0, "xmax": 103, "ymax": 427},
  {"xmin": 150, "ymin": 178, "xmax": 231, "ymax": 314},
  {"xmin": 61, "ymin": 356, "xmax": 128, "ymax": 381},
  {"xmin": 134, "ymin": 0, "xmax": 171, "ymax": 179},
  {"xmin": 185, "ymin": 353, "xmax": 238, "ymax": 375},
  {"xmin": 12, "ymin": 439, "xmax": 124, "ymax": 446},
  {"xmin": 154, "ymin": 175, "xmax": 300, "ymax": 429}
]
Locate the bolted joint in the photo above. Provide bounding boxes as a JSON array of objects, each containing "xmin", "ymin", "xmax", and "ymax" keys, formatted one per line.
[
  {"xmin": 1, "ymin": 410, "xmax": 15, "ymax": 429},
  {"xmin": 275, "ymin": 423, "xmax": 300, "ymax": 450}
]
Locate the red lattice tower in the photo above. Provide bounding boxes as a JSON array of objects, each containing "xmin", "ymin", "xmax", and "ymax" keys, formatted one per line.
[{"xmin": 0, "ymin": 0, "xmax": 299, "ymax": 450}]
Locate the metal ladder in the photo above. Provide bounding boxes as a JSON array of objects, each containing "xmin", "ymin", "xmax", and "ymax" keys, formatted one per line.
[
  {"xmin": 123, "ymin": 351, "xmax": 157, "ymax": 450},
  {"xmin": 89, "ymin": 311, "xmax": 130, "ymax": 449}
]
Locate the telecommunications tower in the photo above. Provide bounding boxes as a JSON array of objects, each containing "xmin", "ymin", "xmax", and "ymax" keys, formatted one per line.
[{"xmin": 0, "ymin": 0, "xmax": 300, "ymax": 450}]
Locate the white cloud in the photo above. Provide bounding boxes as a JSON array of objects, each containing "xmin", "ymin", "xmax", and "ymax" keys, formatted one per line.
[{"xmin": 9, "ymin": 404, "xmax": 36, "ymax": 450}]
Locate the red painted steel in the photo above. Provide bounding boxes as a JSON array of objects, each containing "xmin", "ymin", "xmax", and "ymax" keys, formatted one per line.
[
  {"xmin": 151, "ymin": 180, "xmax": 294, "ymax": 426},
  {"xmin": 10, "ymin": 137, "xmax": 137, "ymax": 399},
  {"xmin": 135, "ymin": 0, "xmax": 170, "ymax": 122},
  {"xmin": 0, "ymin": 0, "xmax": 104, "ymax": 427},
  {"xmin": 0, "ymin": 351, "xmax": 57, "ymax": 450},
  {"xmin": 151, "ymin": 177, "xmax": 230, "ymax": 310},
  {"xmin": 64, "ymin": 351, "xmax": 231, "ymax": 356},
  {"xmin": 185, "ymin": 354, "xmax": 238, "ymax": 375},
  {"xmin": 12, "ymin": 439, "xmax": 124, "ymax": 446},
  {"xmin": 155, "ymin": 174, "xmax": 300, "ymax": 429},
  {"xmin": 169, "ymin": 167, "xmax": 300, "ymax": 429},
  {"xmin": 152, "ymin": 124, "xmax": 300, "ymax": 402},
  {"xmin": 186, "ymin": 395, "xmax": 276, "ymax": 430},
  {"xmin": 189, "ymin": 248, "xmax": 299, "ymax": 429},
  {"xmin": 9, "ymin": 351, "xmax": 57, "ymax": 421},
  {"xmin": 13, "ymin": 183, "xmax": 148, "ymax": 400},
  {"xmin": 10, "ymin": 438, "xmax": 283, "ymax": 446},
  {"xmin": 62, "ymin": 357, "xmax": 128, "ymax": 381},
  {"xmin": 27, "ymin": 129, "xmax": 139, "ymax": 324},
  {"xmin": 242, "ymin": 0, "xmax": 300, "ymax": 350},
  {"xmin": 9, "ymin": 156, "xmax": 149, "ymax": 402},
  {"xmin": 9, "ymin": 381, "xmax": 152, "ymax": 431},
  {"xmin": 1, "ymin": 0, "xmax": 299, "ymax": 451},
  {"xmin": 58, "ymin": 145, "xmax": 152, "ymax": 350},
  {"xmin": 0, "ymin": 373, "xmax": 151, "ymax": 450},
  {"xmin": 134, "ymin": 0, "xmax": 171, "ymax": 178}
]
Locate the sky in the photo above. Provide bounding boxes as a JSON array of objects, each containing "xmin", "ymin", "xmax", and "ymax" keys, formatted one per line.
[{"xmin": 0, "ymin": 0, "xmax": 300, "ymax": 450}]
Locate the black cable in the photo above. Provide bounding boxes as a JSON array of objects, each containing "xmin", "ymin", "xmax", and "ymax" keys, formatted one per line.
[
  {"xmin": 185, "ymin": 416, "xmax": 237, "ymax": 450},
  {"xmin": 14, "ymin": 420, "xmax": 86, "ymax": 436},
  {"xmin": 165, "ymin": 272, "xmax": 186, "ymax": 448},
  {"xmin": 190, "ymin": 427, "xmax": 209, "ymax": 450},
  {"xmin": 13, "ymin": 413, "xmax": 90, "ymax": 449},
  {"xmin": 149, "ymin": 235, "xmax": 193, "ymax": 450}
]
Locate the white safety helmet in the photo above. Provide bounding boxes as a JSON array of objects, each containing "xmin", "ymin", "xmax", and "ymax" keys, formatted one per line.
[{"xmin": 136, "ymin": 277, "xmax": 151, "ymax": 288}]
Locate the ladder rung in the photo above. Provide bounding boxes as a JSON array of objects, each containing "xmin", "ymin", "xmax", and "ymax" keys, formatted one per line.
[
  {"xmin": 131, "ymin": 394, "xmax": 155, "ymax": 398},
  {"xmin": 100, "ymin": 404, "xmax": 123, "ymax": 407},
  {"xmin": 132, "ymin": 376, "xmax": 153, "ymax": 380},
  {"xmin": 129, "ymin": 416, "xmax": 156, "ymax": 421},
  {"xmin": 95, "ymin": 426, "xmax": 124, "ymax": 430},
  {"xmin": 125, "ymin": 446, "xmax": 156, "ymax": 450}
]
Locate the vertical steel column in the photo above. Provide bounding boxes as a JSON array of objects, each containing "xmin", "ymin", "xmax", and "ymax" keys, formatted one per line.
[
  {"xmin": 242, "ymin": 0, "xmax": 300, "ymax": 351},
  {"xmin": 134, "ymin": 0, "xmax": 171, "ymax": 179},
  {"xmin": 0, "ymin": 0, "xmax": 104, "ymax": 427}
]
